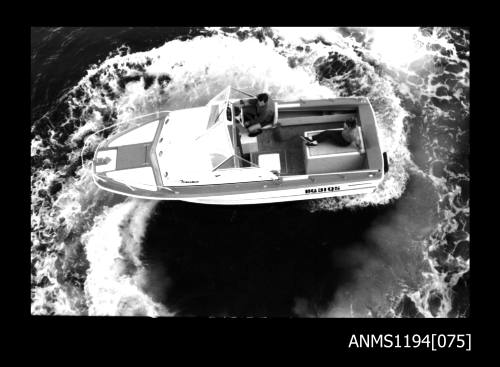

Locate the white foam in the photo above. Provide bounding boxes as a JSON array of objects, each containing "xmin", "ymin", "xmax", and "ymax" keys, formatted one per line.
[
  {"xmin": 32, "ymin": 27, "xmax": 468, "ymax": 318},
  {"xmin": 82, "ymin": 199, "xmax": 172, "ymax": 316}
]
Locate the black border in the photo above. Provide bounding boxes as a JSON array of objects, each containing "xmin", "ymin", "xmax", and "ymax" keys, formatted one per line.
[{"xmin": 24, "ymin": 23, "xmax": 479, "ymax": 354}]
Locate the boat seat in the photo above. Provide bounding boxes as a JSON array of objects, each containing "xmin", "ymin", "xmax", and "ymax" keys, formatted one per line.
[
  {"xmin": 303, "ymin": 129, "xmax": 365, "ymax": 174},
  {"xmin": 258, "ymin": 153, "xmax": 281, "ymax": 173},
  {"xmin": 247, "ymin": 123, "xmax": 263, "ymax": 137},
  {"xmin": 241, "ymin": 133, "xmax": 259, "ymax": 154},
  {"xmin": 305, "ymin": 128, "xmax": 365, "ymax": 155},
  {"xmin": 261, "ymin": 102, "xmax": 279, "ymax": 130},
  {"xmin": 277, "ymin": 113, "xmax": 356, "ymax": 127},
  {"xmin": 241, "ymin": 102, "xmax": 277, "ymax": 138}
]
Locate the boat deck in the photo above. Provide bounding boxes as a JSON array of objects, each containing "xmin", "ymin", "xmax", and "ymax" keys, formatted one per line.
[{"xmin": 249, "ymin": 121, "xmax": 348, "ymax": 176}]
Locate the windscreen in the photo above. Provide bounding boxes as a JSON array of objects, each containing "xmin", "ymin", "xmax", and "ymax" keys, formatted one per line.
[
  {"xmin": 195, "ymin": 120, "xmax": 235, "ymax": 169},
  {"xmin": 207, "ymin": 86, "xmax": 231, "ymax": 106}
]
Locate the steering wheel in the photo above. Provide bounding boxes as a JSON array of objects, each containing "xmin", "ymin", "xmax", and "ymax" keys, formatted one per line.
[{"xmin": 233, "ymin": 105, "xmax": 245, "ymax": 128}]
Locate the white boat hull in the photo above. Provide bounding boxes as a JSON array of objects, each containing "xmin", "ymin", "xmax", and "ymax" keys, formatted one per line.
[
  {"xmin": 182, "ymin": 182, "xmax": 380, "ymax": 205},
  {"xmin": 88, "ymin": 88, "xmax": 387, "ymax": 205},
  {"xmin": 92, "ymin": 172, "xmax": 380, "ymax": 205}
]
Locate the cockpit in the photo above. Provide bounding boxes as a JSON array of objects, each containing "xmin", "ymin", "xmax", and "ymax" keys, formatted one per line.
[{"xmin": 213, "ymin": 88, "xmax": 280, "ymax": 173}]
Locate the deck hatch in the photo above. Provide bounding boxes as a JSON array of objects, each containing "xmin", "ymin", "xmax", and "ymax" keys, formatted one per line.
[{"xmin": 116, "ymin": 144, "xmax": 150, "ymax": 170}]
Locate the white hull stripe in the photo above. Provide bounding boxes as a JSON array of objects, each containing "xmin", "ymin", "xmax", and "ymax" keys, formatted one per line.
[
  {"xmin": 92, "ymin": 173, "xmax": 379, "ymax": 205},
  {"xmin": 184, "ymin": 186, "xmax": 377, "ymax": 204}
]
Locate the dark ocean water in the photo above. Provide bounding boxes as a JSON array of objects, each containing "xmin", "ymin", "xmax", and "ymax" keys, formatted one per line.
[{"xmin": 31, "ymin": 27, "xmax": 469, "ymax": 317}]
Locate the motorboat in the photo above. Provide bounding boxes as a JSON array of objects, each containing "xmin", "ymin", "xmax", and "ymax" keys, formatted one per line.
[{"xmin": 89, "ymin": 86, "xmax": 388, "ymax": 205}]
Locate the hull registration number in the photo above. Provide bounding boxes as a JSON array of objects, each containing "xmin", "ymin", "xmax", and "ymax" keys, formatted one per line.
[{"xmin": 305, "ymin": 186, "xmax": 340, "ymax": 194}]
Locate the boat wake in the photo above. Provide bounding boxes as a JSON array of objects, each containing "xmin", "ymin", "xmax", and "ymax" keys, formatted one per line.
[{"xmin": 31, "ymin": 27, "xmax": 469, "ymax": 317}]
